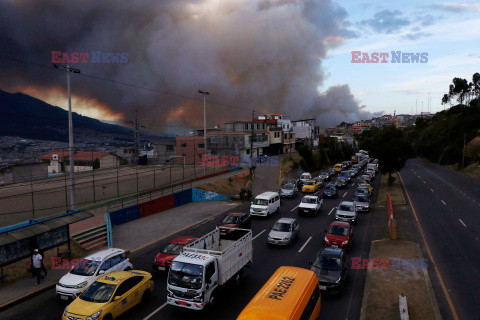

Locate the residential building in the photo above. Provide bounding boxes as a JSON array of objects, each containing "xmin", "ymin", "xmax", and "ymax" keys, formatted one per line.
[
  {"xmin": 40, "ymin": 151, "xmax": 121, "ymax": 173},
  {"xmin": 292, "ymin": 118, "xmax": 317, "ymax": 146}
]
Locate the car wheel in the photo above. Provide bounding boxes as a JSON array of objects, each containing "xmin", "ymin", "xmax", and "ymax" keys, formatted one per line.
[
  {"xmin": 208, "ymin": 290, "xmax": 218, "ymax": 310},
  {"xmin": 234, "ymin": 270, "xmax": 243, "ymax": 286},
  {"xmin": 124, "ymin": 267, "xmax": 132, "ymax": 271},
  {"xmin": 142, "ymin": 289, "xmax": 151, "ymax": 304},
  {"xmin": 103, "ymin": 315, "xmax": 113, "ymax": 320}
]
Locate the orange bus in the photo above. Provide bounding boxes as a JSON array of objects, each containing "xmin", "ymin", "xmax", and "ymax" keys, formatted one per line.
[{"xmin": 236, "ymin": 266, "xmax": 321, "ymax": 320}]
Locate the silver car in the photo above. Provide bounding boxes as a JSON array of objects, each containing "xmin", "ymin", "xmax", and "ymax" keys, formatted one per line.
[
  {"xmin": 335, "ymin": 201, "xmax": 357, "ymax": 224},
  {"xmin": 353, "ymin": 195, "xmax": 370, "ymax": 212},
  {"xmin": 267, "ymin": 218, "xmax": 300, "ymax": 246}
]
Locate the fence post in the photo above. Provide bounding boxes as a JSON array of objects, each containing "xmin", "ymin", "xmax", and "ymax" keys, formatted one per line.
[{"xmin": 105, "ymin": 212, "xmax": 113, "ymax": 248}]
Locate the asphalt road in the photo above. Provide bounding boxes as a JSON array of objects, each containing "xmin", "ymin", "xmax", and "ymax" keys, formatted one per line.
[
  {"xmin": 399, "ymin": 159, "xmax": 480, "ymax": 320},
  {"xmin": 0, "ymin": 170, "xmax": 381, "ymax": 320}
]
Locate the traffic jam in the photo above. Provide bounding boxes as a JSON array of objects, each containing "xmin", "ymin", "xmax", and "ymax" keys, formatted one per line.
[{"xmin": 59, "ymin": 152, "xmax": 378, "ymax": 320}]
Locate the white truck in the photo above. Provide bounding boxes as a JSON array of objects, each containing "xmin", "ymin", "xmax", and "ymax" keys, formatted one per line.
[{"xmin": 166, "ymin": 227, "xmax": 253, "ymax": 311}]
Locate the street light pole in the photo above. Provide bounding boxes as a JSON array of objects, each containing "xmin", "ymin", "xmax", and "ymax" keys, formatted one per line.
[
  {"xmin": 198, "ymin": 90, "xmax": 209, "ymax": 175},
  {"xmin": 53, "ymin": 63, "xmax": 80, "ymax": 210}
]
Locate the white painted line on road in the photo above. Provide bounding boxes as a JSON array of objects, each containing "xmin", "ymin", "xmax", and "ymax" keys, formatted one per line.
[
  {"xmin": 253, "ymin": 229, "xmax": 266, "ymax": 241},
  {"xmin": 291, "ymin": 205, "xmax": 299, "ymax": 212},
  {"xmin": 441, "ymin": 200, "xmax": 446, "ymax": 206},
  {"xmin": 430, "ymin": 188, "xmax": 434, "ymax": 192},
  {"xmin": 423, "ymin": 180, "xmax": 426, "ymax": 184},
  {"xmin": 459, "ymin": 219, "xmax": 467, "ymax": 228},
  {"xmin": 143, "ymin": 302, "xmax": 168, "ymax": 320},
  {"xmin": 342, "ymin": 192, "xmax": 348, "ymax": 198},
  {"xmin": 328, "ymin": 208, "xmax": 335, "ymax": 215},
  {"xmin": 298, "ymin": 236, "xmax": 313, "ymax": 253}
]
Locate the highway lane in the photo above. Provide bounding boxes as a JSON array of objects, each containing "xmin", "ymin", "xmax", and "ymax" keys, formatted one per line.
[
  {"xmin": 400, "ymin": 159, "xmax": 480, "ymax": 320},
  {"xmin": 0, "ymin": 170, "xmax": 380, "ymax": 320}
]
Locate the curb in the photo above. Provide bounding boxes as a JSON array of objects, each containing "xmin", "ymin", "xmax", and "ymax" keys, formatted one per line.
[
  {"xmin": 0, "ymin": 280, "xmax": 57, "ymax": 312},
  {"xmin": 414, "ymin": 244, "xmax": 443, "ymax": 320},
  {"xmin": 359, "ymin": 239, "xmax": 378, "ymax": 320}
]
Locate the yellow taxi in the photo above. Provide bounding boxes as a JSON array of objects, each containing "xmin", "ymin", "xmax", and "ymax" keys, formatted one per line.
[
  {"xmin": 302, "ymin": 180, "xmax": 318, "ymax": 193},
  {"xmin": 62, "ymin": 270, "xmax": 153, "ymax": 320},
  {"xmin": 359, "ymin": 183, "xmax": 373, "ymax": 195}
]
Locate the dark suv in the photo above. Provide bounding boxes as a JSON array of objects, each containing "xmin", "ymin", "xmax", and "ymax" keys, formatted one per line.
[
  {"xmin": 323, "ymin": 184, "xmax": 338, "ymax": 198},
  {"xmin": 217, "ymin": 212, "xmax": 251, "ymax": 238},
  {"xmin": 310, "ymin": 247, "xmax": 349, "ymax": 294}
]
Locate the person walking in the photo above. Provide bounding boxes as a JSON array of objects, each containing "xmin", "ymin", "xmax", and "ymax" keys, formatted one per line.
[{"xmin": 32, "ymin": 249, "xmax": 44, "ymax": 285}]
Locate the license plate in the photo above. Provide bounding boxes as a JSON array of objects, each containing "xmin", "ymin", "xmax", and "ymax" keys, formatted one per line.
[
  {"xmin": 158, "ymin": 266, "xmax": 165, "ymax": 271},
  {"xmin": 332, "ymin": 245, "xmax": 338, "ymax": 248},
  {"xmin": 178, "ymin": 301, "xmax": 188, "ymax": 306},
  {"xmin": 60, "ymin": 295, "xmax": 69, "ymax": 301},
  {"xmin": 320, "ymin": 285, "xmax": 326, "ymax": 290}
]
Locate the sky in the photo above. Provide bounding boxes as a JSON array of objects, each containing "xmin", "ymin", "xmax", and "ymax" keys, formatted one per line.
[{"xmin": 0, "ymin": 0, "xmax": 479, "ymax": 134}]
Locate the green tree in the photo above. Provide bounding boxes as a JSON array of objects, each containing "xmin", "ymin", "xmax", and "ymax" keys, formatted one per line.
[
  {"xmin": 366, "ymin": 126, "xmax": 413, "ymax": 185},
  {"xmin": 93, "ymin": 158, "xmax": 100, "ymax": 169}
]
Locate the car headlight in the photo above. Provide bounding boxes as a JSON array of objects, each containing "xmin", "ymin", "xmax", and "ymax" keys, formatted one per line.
[
  {"xmin": 342, "ymin": 240, "xmax": 348, "ymax": 245},
  {"xmin": 86, "ymin": 310, "xmax": 102, "ymax": 320},
  {"xmin": 167, "ymin": 288, "xmax": 173, "ymax": 297},
  {"xmin": 324, "ymin": 237, "xmax": 330, "ymax": 243},
  {"xmin": 335, "ymin": 277, "xmax": 342, "ymax": 284},
  {"xmin": 74, "ymin": 281, "xmax": 88, "ymax": 289}
]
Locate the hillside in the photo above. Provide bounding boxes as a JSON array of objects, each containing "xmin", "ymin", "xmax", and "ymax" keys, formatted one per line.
[{"xmin": 0, "ymin": 90, "xmax": 132, "ymax": 141}]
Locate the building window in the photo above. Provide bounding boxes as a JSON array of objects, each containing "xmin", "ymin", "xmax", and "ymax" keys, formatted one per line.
[
  {"xmin": 198, "ymin": 143, "xmax": 205, "ymax": 148},
  {"xmin": 166, "ymin": 145, "xmax": 174, "ymax": 151},
  {"xmin": 284, "ymin": 133, "xmax": 288, "ymax": 139},
  {"xmin": 124, "ymin": 149, "xmax": 127, "ymax": 154},
  {"xmin": 181, "ymin": 143, "xmax": 187, "ymax": 147},
  {"xmin": 244, "ymin": 123, "xmax": 248, "ymax": 130},
  {"xmin": 256, "ymin": 134, "xmax": 262, "ymax": 142},
  {"xmin": 210, "ymin": 136, "xmax": 218, "ymax": 143}
]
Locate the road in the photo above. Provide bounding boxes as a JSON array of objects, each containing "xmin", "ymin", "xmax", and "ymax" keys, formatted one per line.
[
  {"xmin": 0, "ymin": 171, "xmax": 381, "ymax": 320},
  {"xmin": 400, "ymin": 158, "xmax": 480, "ymax": 320}
]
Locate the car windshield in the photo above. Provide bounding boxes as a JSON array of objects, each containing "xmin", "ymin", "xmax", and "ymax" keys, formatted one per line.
[
  {"xmin": 80, "ymin": 281, "xmax": 116, "ymax": 303},
  {"xmin": 337, "ymin": 179, "xmax": 345, "ymax": 183},
  {"xmin": 302, "ymin": 197, "xmax": 317, "ymax": 204},
  {"xmin": 339, "ymin": 204, "xmax": 354, "ymax": 211},
  {"xmin": 168, "ymin": 262, "xmax": 203, "ymax": 290},
  {"xmin": 325, "ymin": 185, "xmax": 335, "ymax": 190},
  {"xmin": 354, "ymin": 196, "xmax": 369, "ymax": 203},
  {"xmin": 304, "ymin": 181, "xmax": 315, "ymax": 186},
  {"xmin": 356, "ymin": 189, "xmax": 368, "ymax": 195},
  {"xmin": 70, "ymin": 259, "xmax": 100, "ymax": 276},
  {"xmin": 221, "ymin": 215, "xmax": 239, "ymax": 224},
  {"xmin": 253, "ymin": 198, "xmax": 268, "ymax": 206},
  {"xmin": 329, "ymin": 226, "xmax": 348, "ymax": 236},
  {"xmin": 283, "ymin": 184, "xmax": 295, "ymax": 190},
  {"xmin": 161, "ymin": 243, "xmax": 185, "ymax": 255},
  {"xmin": 272, "ymin": 222, "xmax": 291, "ymax": 232},
  {"xmin": 315, "ymin": 255, "xmax": 342, "ymax": 271}
]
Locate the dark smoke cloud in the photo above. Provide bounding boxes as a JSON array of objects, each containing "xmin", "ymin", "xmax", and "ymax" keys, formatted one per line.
[{"xmin": 0, "ymin": 0, "xmax": 375, "ymax": 133}]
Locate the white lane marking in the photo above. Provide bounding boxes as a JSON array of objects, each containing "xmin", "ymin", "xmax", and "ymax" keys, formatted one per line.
[
  {"xmin": 253, "ymin": 229, "xmax": 266, "ymax": 240},
  {"xmin": 430, "ymin": 188, "xmax": 434, "ymax": 192},
  {"xmin": 459, "ymin": 219, "xmax": 467, "ymax": 228},
  {"xmin": 298, "ymin": 236, "xmax": 313, "ymax": 253},
  {"xmin": 441, "ymin": 200, "xmax": 446, "ymax": 205},
  {"xmin": 143, "ymin": 302, "xmax": 168, "ymax": 320},
  {"xmin": 423, "ymin": 180, "xmax": 426, "ymax": 184},
  {"xmin": 328, "ymin": 208, "xmax": 335, "ymax": 216},
  {"xmin": 343, "ymin": 192, "xmax": 348, "ymax": 198},
  {"xmin": 291, "ymin": 205, "xmax": 299, "ymax": 212}
]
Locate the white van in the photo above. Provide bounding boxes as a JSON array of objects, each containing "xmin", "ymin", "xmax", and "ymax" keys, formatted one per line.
[{"xmin": 250, "ymin": 191, "xmax": 280, "ymax": 217}]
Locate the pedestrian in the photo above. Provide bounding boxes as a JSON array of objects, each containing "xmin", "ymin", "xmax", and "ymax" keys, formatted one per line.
[{"xmin": 32, "ymin": 249, "xmax": 44, "ymax": 285}]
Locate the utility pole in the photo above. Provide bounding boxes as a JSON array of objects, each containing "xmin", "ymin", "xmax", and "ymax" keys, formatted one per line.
[
  {"xmin": 250, "ymin": 110, "xmax": 255, "ymax": 194},
  {"xmin": 53, "ymin": 63, "xmax": 80, "ymax": 210},
  {"xmin": 198, "ymin": 90, "xmax": 209, "ymax": 175},
  {"xmin": 462, "ymin": 133, "xmax": 466, "ymax": 171}
]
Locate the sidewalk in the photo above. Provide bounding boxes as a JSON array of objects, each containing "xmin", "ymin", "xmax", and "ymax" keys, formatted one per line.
[{"xmin": 0, "ymin": 198, "xmax": 243, "ymax": 311}]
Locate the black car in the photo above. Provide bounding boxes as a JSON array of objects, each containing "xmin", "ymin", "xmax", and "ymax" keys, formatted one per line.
[
  {"xmin": 319, "ymin": 170, "xmax": 330, "ymax": 181},
  {"xmin": 314, "ymin": 177, "xmax": 325, "ymax": 188},
  {"xmin": 323, "ymin": 184, "xmax": 338, "ymax": 198},
  {"xmin": 335, "ymin": 177, "xmax": 347, "ymax": 189},
  {"xmin": 310, "ymin": 247, "xmax": 349, "ymax": 294}
]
